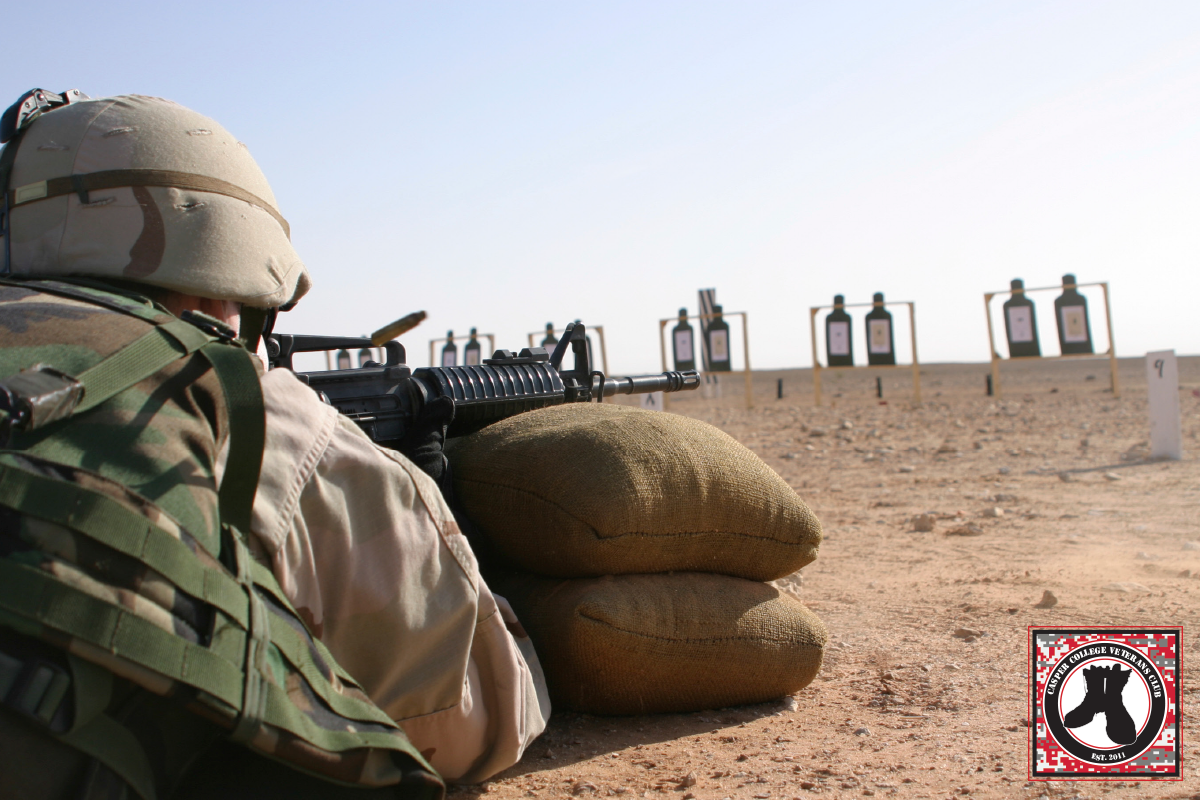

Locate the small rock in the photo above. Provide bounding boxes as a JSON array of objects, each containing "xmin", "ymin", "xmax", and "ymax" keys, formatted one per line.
[
  {"xmin": 571, "ymin": 781, "xmax": 598, "ymax": 795},
  {"xmin": 799, "ymin": 782, "xmax": 816, "ymax": 791},
  {"xmin": 804, "ymin": 444, "xmax": 816, "ymax": 451},
  {"xmin": 898, "ymin": 465, "xmax": 915, "ymax": 473},
  {"xmin": 993, "ymin": 493, "xmax": 1018, "ymax": 503},
  {"xmin": 840, "ymin": 420, "xmax": 853, "ymax": 430},
  {"xmin": 1135, "ymin": 551, "xmax": 1158, "ymax": 561},
  {"xmin": 1058, "ymin": 471, "xmax": 1075, "ymax": 482},
  {"xmin": 953, "ymin": 628, "xmax": 983, "ymax": 639},
  {"xmin": 911, "ymin": 514, "xmax": 936, "ymax": 532},
  {"xmin": 677, "ymin": 773, "xmax": 697, "ymax": 789},
  {"xmin": 1034, "ymin": 590, "xmax": 1057, "ymax": 609},
  {"xmin": 1180, "ymin": 569, "xmax": 1192, "ymax": 578},
  {"xmin": 1184, "ymin": 541, "xmax": 1200, "ymax": 551},
  {"xmin": 1103, "ymin": 471, "xmax": 1121, "ymax": 481},
  {"xmin": 946, "ymin": 523, "xmax": 984, "ymax": 536},
  {"xmin": 854, "ymin": 727, "xmax": 871, "ymax": 736},
  {"xmin": 809, "ymin": 428, "xmax": 827, "ymax": 437},
  {"xmin": 982, "ymin": 507, "xmax": 1004, "ymax": 518},
  {"xmin": 998, "ymin": 467, "xmax": 1011, "ymax": 474}
]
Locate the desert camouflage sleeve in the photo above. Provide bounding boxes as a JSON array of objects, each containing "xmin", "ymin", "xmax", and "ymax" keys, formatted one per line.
[{"xmin": 248, "ymin": 367, "xmax": 550, "ymax": 783}]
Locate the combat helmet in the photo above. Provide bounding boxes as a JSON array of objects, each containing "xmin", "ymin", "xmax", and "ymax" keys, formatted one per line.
[{"xmin": 0, "ymin": 89, "xmax": 310, "ymax": 309}]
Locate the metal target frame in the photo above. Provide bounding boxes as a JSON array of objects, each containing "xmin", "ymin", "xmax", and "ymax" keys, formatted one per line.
[
  {"xmin": 983, "ymin": 280, "xmax": 1118, "ymax": 397},
  {"xmin": 658, "ymin": 310, "xmax": 753, "ymax": 410},
  {"xmin": 808, "ymin": 300, "xmax": 921, "ymax": 406}
]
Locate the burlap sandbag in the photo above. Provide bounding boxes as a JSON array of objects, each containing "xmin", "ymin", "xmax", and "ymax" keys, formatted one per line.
[
  {"xmin": 493, "ymin": 571, "xmax": 826, "ymax": 715},
  {"xmin": 446, "ymin": 404, "xmax": 821, "ymax": 580}
]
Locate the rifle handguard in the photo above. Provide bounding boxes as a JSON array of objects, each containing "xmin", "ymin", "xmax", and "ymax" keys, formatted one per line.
[{"xmin": 265, "ymin": 323, "xmax": 701, "ymax": 446}]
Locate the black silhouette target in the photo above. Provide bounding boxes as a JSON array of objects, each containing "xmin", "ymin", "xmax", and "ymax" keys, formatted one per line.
[{"xmin": 1042, "ymin": 644, "xmax": 1167, "ymax": 765}]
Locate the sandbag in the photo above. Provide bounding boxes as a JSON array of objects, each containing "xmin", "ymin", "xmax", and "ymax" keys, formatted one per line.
[
  {"xmin": 446, "ymin": 404, "xmax": 821, "ymax": 580},
  {"xmin": 492, "ymin": 571, "xmax": 826, "ymax": 715}
]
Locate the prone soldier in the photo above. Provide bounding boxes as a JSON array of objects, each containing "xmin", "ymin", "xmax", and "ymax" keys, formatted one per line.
[{"xmin": 0, "ymin": 90, "xmax": 548, "ymax": 797}]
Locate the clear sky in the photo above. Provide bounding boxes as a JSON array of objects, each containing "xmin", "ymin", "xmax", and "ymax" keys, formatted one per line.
[{"xmin": 8, "ymin": 1, "xmax": 1200, "ymax": 373}]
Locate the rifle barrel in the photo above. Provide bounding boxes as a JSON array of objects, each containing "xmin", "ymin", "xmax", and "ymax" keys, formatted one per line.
[{"xmin": 601, "ymin": 370, "xmax": 700, "ymax": 397}]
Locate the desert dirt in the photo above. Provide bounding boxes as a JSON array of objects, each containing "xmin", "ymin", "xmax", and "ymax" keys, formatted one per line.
[{"xmin": 464, "ymin": 355, "xmax": 1200, "ymax": 800}]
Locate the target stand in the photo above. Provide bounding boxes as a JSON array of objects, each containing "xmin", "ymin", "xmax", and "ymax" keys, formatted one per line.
[
  {"xmin": 658, "ymin": 310, "xmax": 753, "ymax": 410},
  {"xmin": 983, "ymin": 280, "xmax": 1118, "ymax": 398},
  {"xmin": 808, "ymin": 300, "xmax": 921, "ymax": 406}
]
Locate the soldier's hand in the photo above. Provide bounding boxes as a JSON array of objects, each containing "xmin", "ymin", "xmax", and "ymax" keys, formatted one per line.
[{"xmin": 397, "ymin": 395, "xmax": 455, "ymax": 493}]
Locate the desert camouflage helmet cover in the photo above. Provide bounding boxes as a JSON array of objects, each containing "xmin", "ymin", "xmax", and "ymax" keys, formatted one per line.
[{"xmin": 3, "ymin": 94, "xmax": 311, "ymax": 308}]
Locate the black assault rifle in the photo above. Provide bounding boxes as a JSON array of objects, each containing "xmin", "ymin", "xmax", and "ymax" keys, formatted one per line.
[{"xmin": 264, "ymin": 322, "xmax": 700, "ymax": 447}]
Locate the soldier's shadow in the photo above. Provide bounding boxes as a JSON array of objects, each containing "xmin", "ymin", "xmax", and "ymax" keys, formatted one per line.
[{"xmin": 475, "ymin": 698, "xmax": 792, "ymax": 784}]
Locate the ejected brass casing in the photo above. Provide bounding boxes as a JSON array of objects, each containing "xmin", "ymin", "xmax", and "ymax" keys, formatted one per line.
[{"xmin": 370, "ymin": 311, "xmax": 427, "ymax": 346}]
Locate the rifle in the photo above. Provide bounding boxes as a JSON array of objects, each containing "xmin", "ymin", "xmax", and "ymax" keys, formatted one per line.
[{"xmin": 265, "ymin": 322, "xmax": 700, "ymax": 447}]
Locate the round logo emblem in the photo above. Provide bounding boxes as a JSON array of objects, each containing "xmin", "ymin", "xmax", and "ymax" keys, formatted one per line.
[{"xmin": 1042, "ymin": 642, "xmax": 1168, "ymax": 765}]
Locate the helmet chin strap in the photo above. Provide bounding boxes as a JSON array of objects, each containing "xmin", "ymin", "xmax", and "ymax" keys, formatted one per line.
[
  {"xmin": 239, "ymin": 306, "xmax": 270, "ymax": 355},
  {"xmin": 0, "ymin": 130, "xmax": 24, "ymax": 275}
]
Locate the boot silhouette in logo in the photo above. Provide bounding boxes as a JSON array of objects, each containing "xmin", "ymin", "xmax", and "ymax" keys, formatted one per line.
[
  {"xmin": 1064, "ymin": 665, "xmax": 1108, "ymax": 728},
  {"xmin": 1104, "ymin": 666, "xmax": 1137, "ymax": 745}
]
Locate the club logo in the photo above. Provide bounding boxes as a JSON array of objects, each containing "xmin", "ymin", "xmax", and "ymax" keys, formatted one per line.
[{"xmin": 1030, "ymin": 628, "xmax": 1180, "ymax": 779}]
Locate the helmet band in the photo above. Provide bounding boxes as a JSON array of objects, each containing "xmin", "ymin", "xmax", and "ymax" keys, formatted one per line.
[{"xmin": 8, "ymin": 167, "xmax": 290, "ymax": 239}]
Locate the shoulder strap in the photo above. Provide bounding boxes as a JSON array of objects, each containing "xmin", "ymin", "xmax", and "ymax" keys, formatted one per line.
[{"xmin": 199, "ymin": 342, "xmax": 264, "ymax": 536}]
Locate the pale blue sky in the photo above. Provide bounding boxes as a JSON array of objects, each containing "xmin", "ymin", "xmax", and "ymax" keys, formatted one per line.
[{"xmin": 9, "ymin": 2, "xmax": 1200, "ymax": 373}]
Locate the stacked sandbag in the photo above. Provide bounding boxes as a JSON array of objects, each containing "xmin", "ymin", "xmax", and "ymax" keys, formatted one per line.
[{"xmin": 446, "ymin": 403, "xmax": 826, "ymax": 715}]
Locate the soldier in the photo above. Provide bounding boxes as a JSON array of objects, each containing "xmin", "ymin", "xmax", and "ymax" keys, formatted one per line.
[{"xmin": 0, "ymin": 90, "xmax": 547, "ymax": 795}]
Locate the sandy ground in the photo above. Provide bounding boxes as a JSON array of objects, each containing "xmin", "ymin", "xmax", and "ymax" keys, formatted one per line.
[{"xmin": 463, "ymin": 356, "xmax": 1200, "ymax": 800}]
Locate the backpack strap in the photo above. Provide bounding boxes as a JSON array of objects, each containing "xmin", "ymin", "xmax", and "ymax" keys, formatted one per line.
[{"xmin": 199, "ymin": 342, "xmax": 264, "ymax": 537}]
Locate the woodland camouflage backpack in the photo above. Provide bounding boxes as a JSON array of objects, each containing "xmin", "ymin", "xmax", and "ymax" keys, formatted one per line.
[{"xmin": 0, "ymin": 278, "xmax": 444, "ymax": 800}]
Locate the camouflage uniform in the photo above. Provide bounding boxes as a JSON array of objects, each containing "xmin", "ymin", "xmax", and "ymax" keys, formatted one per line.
[
  {"xmin": 0, "ymin": 281, "xmax": 445, "ymax": 798},
  {"xmin": 0, "ymin": 92, "xmax": 548, "ymax": 791},
  {"xmin": 252, "ymin": 367, "xmax": 550, "ymax": 782}
]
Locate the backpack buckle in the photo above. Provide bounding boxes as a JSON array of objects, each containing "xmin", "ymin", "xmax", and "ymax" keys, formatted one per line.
[
  {"xmin": 180, "ymin": 310, "xmax": 237, "ymax": 342},
  {"xmin": 0, "ymin": 649, "xmax": 72, "ymax": 732},
  {"xmin": 0, "ymin": 364, "xmax": 83, "ymax": 443}
]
